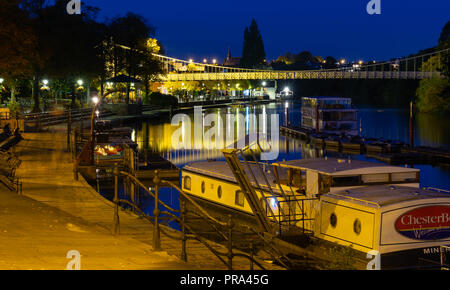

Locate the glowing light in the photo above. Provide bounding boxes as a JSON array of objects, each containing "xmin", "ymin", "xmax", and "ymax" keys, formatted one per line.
[
  {"xmin": 95, "ymin": 110, "xmax": 100, "ymax": 117},
  {"xmin": 212, "ymin": 59, "xmax": 217, "ymax": 64},
  {"xmin": 0, "ymin": 78, "xmax": 3, "ymax": 84},
  {"xmin": 189, "ymin": 59, "xmax": 193, "ymax": 63},
  {"xmin": 270, "ymin": 198, "xmax": 278, "ymax": 209},
  {"xmin": 203, "ymin": 59, "xmax": 207, "ymax": 63},
  {"xmin": 77, "ymin": 79, "xmax": 83, "ymax": 86},
  {"xmin": 284, "ymin": 87, "xmax": 290, "ymax": 92},
  {"xmin": 92, "ymin": 96, "xmax": 99, "ymax": 104},
  {"xmin": 358, "ymin": 60, "xmax": 363, "ymax": 65},
  {"xmin": 43, "ymin": 79, "xmax": 49, "ymax": 85},
  {"xmin": 340, "ymin": 59, "xmax": 346, "ymax": 65},
  {"xmin": 285, "ymin": 101, "xmax": 289, "ymax": 109},
  {"xmin": 262, "ymin": 81, "xmax": 267, "ymax": 86}
]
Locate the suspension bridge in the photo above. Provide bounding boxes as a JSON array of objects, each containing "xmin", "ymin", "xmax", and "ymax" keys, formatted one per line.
[{"xmin": 153, "ymin": 48, "xmax": 448, "ymax": 82}]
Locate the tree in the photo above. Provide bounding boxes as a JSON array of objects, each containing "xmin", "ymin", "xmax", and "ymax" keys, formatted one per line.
[
  {"xmin": 240, "ymin": 19, "xmax": 266, "ymax": 68},
  {"xmin": 0, "ymin": 0, "xmax": 42, "ymax": 105}
]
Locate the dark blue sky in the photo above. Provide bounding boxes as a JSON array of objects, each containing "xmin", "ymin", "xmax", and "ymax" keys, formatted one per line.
[{"xmin": 85, "ymin": 0, "xmax": 449, "ymax": 63}]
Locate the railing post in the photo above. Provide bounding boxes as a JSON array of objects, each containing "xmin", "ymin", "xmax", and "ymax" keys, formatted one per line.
[
  {"xmin": 250, "ymin": 241, "xmax": 254, "ymax": 271},
  {"xmin": 181, "ymin": 199, "xmax": 188, "ymax": 262},
  {"xmin": 153, "ymin": 170, "xmax": 161, "ymax": 251},
  {"xmin": 67, "ymin": 109, "xmax": 71, "ymax": 152},
  {"xmin": 113, "ymin": 163, "xmax": 120, "ymax": 235},
  {"xmin": 227, "ymin": 214, "xmax": 234, "ymax": 270}
]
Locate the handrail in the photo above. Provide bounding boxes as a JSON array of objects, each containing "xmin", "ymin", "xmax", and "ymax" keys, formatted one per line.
[
  {"xmin": 424, "ymin": 187, "xmax": 450, "ymax": 194},
  {"xmin": 325, "ymin": 192, "xmax": 381, "ymax": 208},
  {"xmin": 109, "ymin": 166, "xmax": 280, "ymax": 270}
]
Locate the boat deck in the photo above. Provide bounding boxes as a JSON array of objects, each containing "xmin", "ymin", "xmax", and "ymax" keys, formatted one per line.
[
  {"xmin": 273, "ymin": 158, "xmax": 419, "ymax": 176},
  {"xmin": 327, "ymin": 185, "xmax": 450, "ymax": 208},
  {"xmin": 183, "ymin": 161, "xmax": 288, "ymax": 195}
]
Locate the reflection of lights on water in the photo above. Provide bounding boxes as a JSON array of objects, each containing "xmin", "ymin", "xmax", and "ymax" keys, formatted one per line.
[{"xmin": 270, "ymin": 198, "xmax": 278, "ymax": 210}]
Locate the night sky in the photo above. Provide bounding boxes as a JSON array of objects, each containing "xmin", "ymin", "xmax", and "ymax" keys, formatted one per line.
[{"xmin": 85, "ymin": 0, "xmax": 449, "ymax": 63}]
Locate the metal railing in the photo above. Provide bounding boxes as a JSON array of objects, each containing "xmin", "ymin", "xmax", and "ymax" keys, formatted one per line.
[
  {"xmin": 262, "ymin": 195, "xmax": 317, "ymax": 236},
  {"xmin": 21, "ymin": 108, "xmax": 115, "ymax": 131},
  {"xmin": 109, "ymin": 164, "xmax": 289, "ymax": 270}
]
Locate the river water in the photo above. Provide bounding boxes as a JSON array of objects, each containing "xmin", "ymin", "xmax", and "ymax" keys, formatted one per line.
[
  {"xmin": 132, "ymin": 101, "xmax": 450, "ymax": 191},
  {"xmin": 99, "ymin": 101, "xmax": 450, "ymax": 231}
]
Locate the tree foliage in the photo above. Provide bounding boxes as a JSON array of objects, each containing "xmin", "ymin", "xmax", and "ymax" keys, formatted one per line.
[{"xmin": 240, "ymin": 19, "xmax": 266, "ymax": 68}]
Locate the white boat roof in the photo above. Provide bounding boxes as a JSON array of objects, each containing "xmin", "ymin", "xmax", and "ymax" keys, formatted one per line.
[
  {"xmin": 327, "ymin": 185, "xmax": 450, "ymax": 208},
  {"xmin": 272, "ymin": 158, "xmax": 419, "ymax": 176},
  {"xmin": 183, "ymin": 161, "xmax": 284, "ymax": 194}
]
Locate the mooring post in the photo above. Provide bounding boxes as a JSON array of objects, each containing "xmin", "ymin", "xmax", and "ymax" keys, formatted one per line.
[
  {"xmin": 227, "ymin": 214, "xmax": 234, "ymax": 270},
  {"xmin": 153, "ymin": 170, "xmax": 161, "ymax": 251},
  {"xmin": 113, "ymin": 163, "xmax": 120, "ymax": 235},
  {"xmin": 181, "ymin": 199, "xmax": 187, "ymax": 262},
  {"xmin": 409, "ymin": 101, "xmax": 414, "ymax": 148}
]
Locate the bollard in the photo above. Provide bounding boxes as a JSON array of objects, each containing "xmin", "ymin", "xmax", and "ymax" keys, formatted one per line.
[
  {"xmin": 113, "ymin": 164, "xmax": 120, "ymax": 235},
  {"xmin": 250, "ymin": 241, "xmax": 254, "ymax": 271},
  {"xmin": 181, "ymin": 199, "xmax": 187, "ymax": 262},
  {"xmin": 227, "ymin": 214, "xmax": 234, "ymax": 270},
  {"xmin": 153, "ymin": 170, "xmax": 161, "ymax": 251}
]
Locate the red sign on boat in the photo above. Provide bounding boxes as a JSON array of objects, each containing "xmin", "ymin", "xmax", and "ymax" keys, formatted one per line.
[{"xmin": 395, "ymin": 206, "xmax": 450, "ymax": 240}]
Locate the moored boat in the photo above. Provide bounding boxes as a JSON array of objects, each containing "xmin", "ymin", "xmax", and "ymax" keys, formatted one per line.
[{"xmin": 181, "ymin": 156, "xmax": 450, "ymax": 269}]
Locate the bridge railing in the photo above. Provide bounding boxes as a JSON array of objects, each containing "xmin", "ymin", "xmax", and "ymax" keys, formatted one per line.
[{"xmin": 155, "ymin": 48, "xmax": 449, "ymax": 81}]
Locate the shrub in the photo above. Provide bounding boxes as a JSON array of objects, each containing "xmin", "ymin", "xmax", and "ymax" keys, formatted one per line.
[{"xmin": 147, "ymin": 92, "xmax": 178, "ymax": 107}]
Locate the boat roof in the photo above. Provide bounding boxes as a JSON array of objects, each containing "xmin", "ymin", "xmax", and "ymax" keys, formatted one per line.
[
  {"xmin": 327, "ymin": 185, "xmax": 450, "ymax": 208},
  {"xmin": 302, "ymin": 96, "xmax": 351, "ymax": 100},
  {"xmin": 183, "ymin": 160, "xmax": 284, "ymax": 195},
  {"xmin": 272, "ymin": 158, "xmax": 419, "ymax": 176}
]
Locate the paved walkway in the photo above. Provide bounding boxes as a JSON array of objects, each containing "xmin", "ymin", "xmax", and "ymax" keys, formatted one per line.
[{"xmin": 0, "ymin": 131, "xmax": 281, "ymax": 270}]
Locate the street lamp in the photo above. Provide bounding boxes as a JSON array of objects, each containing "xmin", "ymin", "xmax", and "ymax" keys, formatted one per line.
[
  {"xmin": 43, "ymin": 79, "xmax": 49, "ymax": 86},
  {"xmin": 92, "ymin": 96, "xmax": 99, "ymax": 105},
  {"xmin": 262, "ymin": 81, "xmax": 267, "ymax": 87},
  {"xmin": 203, "ymin": 59, "xmax": 207, "ymax": 63},
  {"xmin": 212, "ymin": 59, "xmax": 217, "ymax": 64}
]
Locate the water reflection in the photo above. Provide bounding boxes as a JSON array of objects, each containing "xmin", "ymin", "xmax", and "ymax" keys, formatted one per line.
[{"xmin": 130, "ymin": 101, "xmax": 450, "ymax": 191}]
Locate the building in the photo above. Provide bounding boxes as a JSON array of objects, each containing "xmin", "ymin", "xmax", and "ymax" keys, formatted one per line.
[{"xmin": 223, "ymin": 48, "xmax": 241, "ymax": 67}]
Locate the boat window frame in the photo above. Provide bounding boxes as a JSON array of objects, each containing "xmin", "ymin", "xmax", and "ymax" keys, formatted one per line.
[
  {"xmin": 235, "ymin": 190, "xmax": 245, "ymax": 207},
  {"xmin": 183, "ymin": 176, "xmax": 191, "ymax": 191}
]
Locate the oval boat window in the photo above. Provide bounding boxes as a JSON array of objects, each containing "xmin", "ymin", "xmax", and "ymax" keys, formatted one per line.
[
  {"xmin": 217, "ymin": 186, "xmax": 222, "ymax": 199},
  {"xmin": 201, "ymin": 181, "xmax": 205, "ymax": 194},
  {"xmin": 330, "ymin": 213, "xmax": 337, "ymax": 228},
  {"xmin": 353, "ymin": 219, "xmax": 361, "ymax": 235}
]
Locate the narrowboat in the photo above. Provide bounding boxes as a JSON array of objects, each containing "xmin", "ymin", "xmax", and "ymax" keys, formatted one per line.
[
  {"xmin": 301, "ymin": 97, "xmax": 358, "ymax": 136},
  {"xmin": 181, "ymin": 156, "xmax": 450, "ymax": 269}
]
